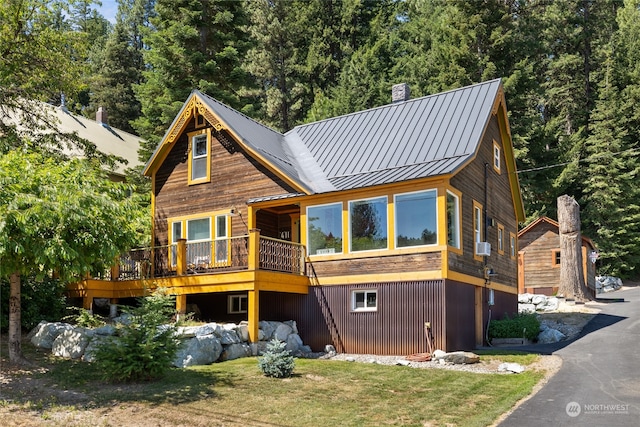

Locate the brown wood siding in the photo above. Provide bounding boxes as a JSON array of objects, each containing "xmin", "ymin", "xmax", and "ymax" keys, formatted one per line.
[
  {"xmin": 450, "ymin": 115, "xmax": 518, "ymax": 288},
  {"xmin": 520, "ymin": 225, "xmax": 561, "ymax": 289},
  {"xmin": 154, "ymin": 123, "xmax": 297, "ymax": 245},
  {"xmin": 309, "ymin": 252, "xmax": 442, "ymax": 277},
  {"xmin": 261, "ymin": 281, "xmax": 447, "ymax": 355}
]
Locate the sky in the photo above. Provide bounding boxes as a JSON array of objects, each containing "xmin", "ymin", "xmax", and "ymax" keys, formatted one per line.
[{"xmin": 97, "ymin": 0, "xmax": 118, "ymax": 23}]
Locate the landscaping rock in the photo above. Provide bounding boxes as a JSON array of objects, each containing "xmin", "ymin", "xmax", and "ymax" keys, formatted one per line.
[
  {"xmin": 518, "ymin": 293, "xmax": 534, "ymax": 304},
  {"xmin": 537, "ymin": 327, "xmax": 566, "ymax": 344},
  {"xmin": 274, "ymin": 323, "xmax": 293, "ymax": 342},
  {"xmin": 443, "ymin": 351, "xmax": 479, "ymax": 364},
  {"xmin": 220, "ymin": 342, "xmax": 251, "ymax": 361},
  {"xmin": 82, "ymin": 335, "xmax": 112, "ymax": 362},
  {"xmin": 173, "ymin": 335, "xmax": 223, "ymax": 368},
  {"xmin": 93, "ymin": 324, "xmax": 116, "ymax": 336},
  {"xmin": 250, "ymin": 341, "xmax": 268, "ymax": 356},
  {"xmin": 432, "ymin": 349, "xmax": 447, "ymax": 360},
  {"xmin": 542, "ymin": 297, "xmax": 560, "ymax": 312},
  {"xmin": 218, "ymin": 328, "xmax": 241, "ymax": 345},
  {"xmin": 30, "ymin": 322, "xmax": 74, "ymax": 349},
  {"xmin": 285, "ymin": 333, "xmax": 303, "ymax": 353},
  {"xmin": 498, "ymin": 362, "xmax": 526, "ymax": 374},
  {"xmin": 259, "ymin": 321, "xmax": 276, "ymax": 340},
  {"xmin": 518, "ymin": 303, "xmax": 536, "ymax": 313},
  {"xmin": 531, "ymin": 294, "xmax": 547, "ymax": 305},
  {"xmin": 52, "ymin": 328, "xmax": 94, "ymax": 359}
]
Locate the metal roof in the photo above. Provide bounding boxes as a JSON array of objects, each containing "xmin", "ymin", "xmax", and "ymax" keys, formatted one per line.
[{"xmin": 286, "ymin": 79, "xmax": 502, "ymax": 191}]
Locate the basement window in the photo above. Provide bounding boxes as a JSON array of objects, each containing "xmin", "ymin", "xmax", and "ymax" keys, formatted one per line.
[
  {"xmin": 228, "ymin": 294, "xmax": 248, "ymax": 314},
  {"xmin": 352, "ymin": 289, "xmax": 377, "ymax": 312}
]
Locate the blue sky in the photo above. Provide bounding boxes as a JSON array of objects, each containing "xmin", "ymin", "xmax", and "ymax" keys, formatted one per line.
[{"xmin": 97, "ymin": 0, "xmax": 118, "ymax": 23}]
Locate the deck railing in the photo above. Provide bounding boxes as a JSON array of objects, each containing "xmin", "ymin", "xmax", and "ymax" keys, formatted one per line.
[{"xmin": 101, "ymin": 231, "xmax": 305, "ymax": 281}]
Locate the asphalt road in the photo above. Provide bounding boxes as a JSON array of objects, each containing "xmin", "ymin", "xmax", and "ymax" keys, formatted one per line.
[{"xmin": 499, "ymin": 286, "xmax": 640, "ymax": 426}]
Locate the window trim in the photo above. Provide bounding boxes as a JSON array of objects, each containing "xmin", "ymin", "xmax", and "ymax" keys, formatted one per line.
[
  {"xmin": 552, "ymin": 249, "xmax": 561, "ymax": 267},
  {"xmin": 497, "ymin": 223, "xmax": 505, "ymax": 255},
  {"xmin": 306, "ymin": 202, "xmax": 344, "ymax": 256},
  {"xmin": 393, "ymin": 189, "xmax": 438, "ymax": 249},
  {"xmin": 348, "ymin": 196, "xmax": 388, "ymax": 253},
  {"xmin": 473, "ymin": 200, "xmax": 484, "ymax": 261},
  {"xmin": 446, "ymin": 190, "xmax": 461, "ymax": 250},
  {"xmin": 351, "ymin": 289, "xmax": 377, "ymax": 312},
  {"xmin": 493, "ymin": 140, "xmax": 501, "ymax": 174},
  {"xmin": 510, "ymin": 232, "xmax": 517, "ymax": 259},
  {"xmin": 168, "ymin": 211, "xmax": 231, "ymax": 268},
  {"xmin": 228, "ymin": 294, "xmax": 248, "ymax": 314},
  {"xmin": 188, "ymin": 128, "xmax": 211, "ymax": 185}
]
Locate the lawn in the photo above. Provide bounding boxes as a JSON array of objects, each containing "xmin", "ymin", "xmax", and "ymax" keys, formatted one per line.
[{"xmin": 0, "ymin": 341, "xmax": 544, "ymax": 427}]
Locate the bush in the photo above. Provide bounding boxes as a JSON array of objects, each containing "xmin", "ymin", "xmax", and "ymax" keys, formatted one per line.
[
  {"xmin": 488, "ymin": 313, "xmax": 540, "ymax": 341},
  {"xmin": 93, "ymin": 290, "xmax": 180, "ymax": 382},
  {"xmin": 0, "ymin": 276, "xmax": 66, "ymax": 331},
  {"xmin": 258, "ymin": 338, "xmax": 295, "ymax": 378},
  {"xmin": 64, "ymin": 307, "xmax": 106, "ymax": 328}
]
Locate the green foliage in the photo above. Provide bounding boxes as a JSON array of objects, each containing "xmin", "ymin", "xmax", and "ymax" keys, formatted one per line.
[
  {"xmin": 257, "ymin": 338, "xmax": 295, "ymax": 378},
  {"xmin": 488, "ymin": 313, "xmax": 540, "ymax": 342},
  {"xmin": 93, "ymin": 291, "xmax": 180, "ymax": 382},
  {"xmin": 63, "ymin": 307, "xmax": 106, "ymax": 329},
  {"xmin": 0, "ymin": 276, "xmax": 66, "ymax": 331}
]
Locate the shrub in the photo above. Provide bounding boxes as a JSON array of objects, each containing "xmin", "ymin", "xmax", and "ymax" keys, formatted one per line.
[
  {"xmin": 64, "ymin": 307, "xmax": 106, "ymax": 328},
  {"xmin": 93, "ymin": 290, "xmax": 180, "ymax": 382},
  {"xmin": 488, "ymin": 313, "xmax": 540, "ymax": 341},
  {"xmin": 0, "ymin": 276, "xmax": 66, "ymax": 331},
  {"xmin": 258, "ymin": 338, "xmax": 295, "ymax": 378}
]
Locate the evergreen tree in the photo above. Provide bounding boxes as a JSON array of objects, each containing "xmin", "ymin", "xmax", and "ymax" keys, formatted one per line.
[{"xmin": 133, "ymin": 0, "xmax": 251, "ymax": 161}]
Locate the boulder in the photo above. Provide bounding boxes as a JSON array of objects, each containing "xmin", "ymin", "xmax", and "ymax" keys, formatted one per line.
[
  {"xmin": 82, "ymin": 335, "xmax": 112, "ymax": 362},
  {"xmin": 93, "ymin": 324, "xmax": 116, "ymax": 336},
  {"xmin": 531, "ymin": 294, "xmax": 547, "ymax": 306},
  {"xmin": 173, "ymin": 335, "xmax": 223, "ymax": 368},
  {"xmin": 324, "ymin": 344, "xmax": 336, "ymax": 354},
  {"xmin": 442, "ymin": 351, "xmax": 479, "ymax": 364},
  {"xmin": 274, "ymin": 323, "xmax": 294, "ymax": 342},
  {"xmin": 284, "ymin": 320, "xmax": 298, "ymax": 335},
  {"xmin": 285, "ymin": 333, "xmax": 303, "ymax": 353},
  {"xmin": 259, "ymin": 321, "xmax": 276, "ymax": 340},
  {"xmin": 219, "ymin": 343, "xmax": 251, "ymax": 361},
  {"xmin": 432, "ymin": 349, "xmax": 447, "ymax": 360},
  {"xmin": 498, "ymin": 362, "xmax": 525, "ymax": 373},
  {"xmin": 30, "ymin": 322, "xmax": 74, "ymax": 349},
  {"xmin": 518, "ymin": 293, "xmax": 533, "ymax": 304},
  {"xmin": 27, "ymin": 321, "xmax": 48, "ymax": 341},
  {"xmin": 537, "ymin": 327, "xmax": 566, "ymax": 344},
  {"xmin": 250, "ymin": 341, "xmax": 268, "ymax": 356},
  {"xmin": 236, "ymin": 324, "xmax": 249, "ymax": 342},
  {"xmin": 218, "ymin": 329, "xmax": 241, "ymax": 345},
  {"xmin": 52, "ymin": 328, "xmax": 94, "ymax": 359},
  {"xmin": 518, "ymin": 303, "xmax": 536, "ymax": 313},
  {"xmin": 542, "ymin": 297, "xmax": 560, "ymax": 312}
]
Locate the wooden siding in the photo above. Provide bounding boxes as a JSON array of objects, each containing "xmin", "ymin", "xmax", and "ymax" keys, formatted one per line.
[
  {"xmin": 308, "ymin": 252, "xmax": 442, "ymax": 277},
  {"xmin": 449, "ymin": 114, "xmax": 518, "ymax": 288},
  {"xmin": 154, "ymin": 122, "xmax": 297, "ymax": 245}
]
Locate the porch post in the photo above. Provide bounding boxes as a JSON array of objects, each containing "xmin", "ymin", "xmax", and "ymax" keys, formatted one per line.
[
  {"xmin": 248, "ymin": 228, "xmax": 261, "ymax": 271},
  {"xmin": 109, "ymin": 298, "xmax": 119, "ymax": 318},
  {"xmin": 175, "ymin": 294, "xmax": 187, "ymax": 319},
  {"xmin": 177, "ymin": 238, "xmax": 187, "ymax": 275},
  {"xmin": 83, "ymin": 293, "xmax": 93, "ymax": 312},
  {"xmin": 248, "ymin": 289, "xmax": 259, "ymax": 343},
  {"xmin": 110, "ymin": 256, "xmax": 120, "ymax": 281}
]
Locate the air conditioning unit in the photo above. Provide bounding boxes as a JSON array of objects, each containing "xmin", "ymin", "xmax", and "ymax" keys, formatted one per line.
[{"xmin": 476, "ymin": 242, "xmax": 491, "ymax": 256}]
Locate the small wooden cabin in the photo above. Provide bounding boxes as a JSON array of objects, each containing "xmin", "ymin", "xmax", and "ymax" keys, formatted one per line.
[
  {"xmin": 518, "ymin": 216, "xmax": 597, "ymax": 295},
  {"xmin": 69, "ymin": 79, "xmax": 525, "ymax": 354}
]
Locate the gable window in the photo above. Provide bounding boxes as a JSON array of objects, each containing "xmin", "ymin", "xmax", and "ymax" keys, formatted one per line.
[
  {"xmin": 447, "ymin": 191, "xmax": 460, "ymax": 249},
  {"xmin": 493, "ymin": 141, "xmax": 501, "ymax": 173},
  {"xmin": 497, "ymin": 223, "xmax": 505, "ymax": 254},
  {"xmin": 395, "ymin": 190, "xmax": 437, "ymax": 248},
  {"xmin": 473, "ymin": 200, "xmax": 484, "ymax": 259},
  {"xmin": 349, "ymin": 197, "xmax": 387, "ymax": 252},
  {"xmin": 352, "ymin": 289, "xmax": 377, "ymax": 312},
  {"xmin": 307, "ymin": 203, "xmax": 343, "ymax": 256},
  {"xmin": 510, "ymin": 232, "xmax": 517, "ymax": 259},
  {"xmin": 188, "ymin": 129, "xmax": 211, "ymax": 184},
  {"xmin": 552, "ymin": 249, "xmax": 561, "ymax": 267},
  {"xmin": 228, "ymin": 294, "xmax": 248, "ymax": 314}
]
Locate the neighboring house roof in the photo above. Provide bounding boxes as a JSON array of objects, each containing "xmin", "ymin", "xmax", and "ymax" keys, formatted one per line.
[
  {"xmin": 145, "ymin": 79, "xmax": 524, "ymax": 219},
  {"xmin": 518, "ymin": 216, "xmax": 597, "ymax": 249}
]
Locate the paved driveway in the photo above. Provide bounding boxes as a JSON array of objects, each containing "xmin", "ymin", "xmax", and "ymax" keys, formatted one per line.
[{"xmin": 499, "ymin": 286, "xmax": 640, "ymax": 426}]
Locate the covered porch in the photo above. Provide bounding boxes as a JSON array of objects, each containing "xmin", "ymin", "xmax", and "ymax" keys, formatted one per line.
[{"xmin": 66, "ymin": 228, "xmax": 310, "ymax": 342}]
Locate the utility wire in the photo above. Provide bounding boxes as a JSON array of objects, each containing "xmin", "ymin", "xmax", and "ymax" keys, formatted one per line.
[{"xmin": 516, "ymin": 146, "xmax": 640, "ymax": 174}]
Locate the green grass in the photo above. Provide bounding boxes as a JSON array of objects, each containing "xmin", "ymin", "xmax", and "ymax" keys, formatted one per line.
[{"xmin": 2, "ymin": 339, "xmax": 545, "ymax": 426}]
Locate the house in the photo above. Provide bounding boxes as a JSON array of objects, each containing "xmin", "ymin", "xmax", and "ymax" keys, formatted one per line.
[
  {"xmin": 518, "ymin": 216, "xmax": 597, "ymax": 295},
  {"xmin": 68, "ymin": 79, "xmax": 525, "ymax": 354}
]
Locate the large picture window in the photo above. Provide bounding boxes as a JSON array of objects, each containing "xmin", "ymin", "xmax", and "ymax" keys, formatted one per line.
[
  {"xmin": 395, "ymin": 190, "xmax": 437, "ymax": 247},
  {"xmin": 446, "ymin": 191, "xmax": 460, "ymax": 248},
  {"xmin": 307, "ymin": 203, "xmax": 343, "ymax": 256},
  {"xmin": 349, "ymin": 197, "xmax": 387, "ymax": 252}
]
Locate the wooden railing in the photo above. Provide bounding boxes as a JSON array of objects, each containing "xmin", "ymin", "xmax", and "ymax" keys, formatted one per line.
[{"xmin": 100, "ymin": 230, "xmax": 306, "ymax": 281}]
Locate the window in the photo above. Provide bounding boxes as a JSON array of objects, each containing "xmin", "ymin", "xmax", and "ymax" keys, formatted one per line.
[
  {"xmin": 352, "ymin": 290, "xmax": 377, "ymax": 311},
  {"xmin": 188, "ymin": 130, "xmax": 210, "ymax": 184},
  {"xmin": 228, "ymin": 294, "xmax": 248, "ymax": 314},
  {"xmin": 187, "ymin": 218, "xmax": 211, "ymax": 267},
  {"xmin": 307, "ymin": 203, "xmax": 343, "ymax": 255},
  {"xmin": 552, "ymin": 249, "xmax": 561, "ymax": 267},
  {"xmin": 493, "ymin": 141, "xmax": 501, "ymax": 173},
  {"xmin": 395, "ymin": 190, "xmax": 437, "ymax": 248},
  {"xmin": 447, "ymin": 191, "xmax": 460, "ymax": 249},
  {"xmin": 170, "ymin": 221, "xmax": 183, "ymax": 267},
  {"xmin": 473, "ymin": 201, "xmax": 483, "ymax": 258},
  {"xmin": 497, "ymin": 223, "xmax": 505, "ymax": 254},
  {"xmin": 214, "ymin": 215, "xmax": 229, "ymax": 264},
  {"xmin": 510, "ymin": 232, "xmax": 517, "ymax": 259},
  {"xmin": 349, "ymin": 197, "xmax": 387, "ymax": 252}
]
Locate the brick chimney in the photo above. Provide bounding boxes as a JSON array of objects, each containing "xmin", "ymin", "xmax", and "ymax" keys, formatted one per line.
[
  {"xmin": 392, "ymin": 83, "xmax": 410, "ymax": 103},
  {"xmin": 96, "ymin": 106, "xmax": 108, "ymax": 125}
]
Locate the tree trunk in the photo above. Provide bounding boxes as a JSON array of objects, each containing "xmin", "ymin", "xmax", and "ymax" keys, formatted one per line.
[
  {"xmin": 557, "ymin": 195, "xmax": 591, "ymax": 301},
  {"xmin": 8, "ymin": 271, "xmax": 26, "ymax": 363}
]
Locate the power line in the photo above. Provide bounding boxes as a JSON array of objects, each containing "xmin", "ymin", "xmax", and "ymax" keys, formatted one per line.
[{"xmin": 517, "ymin": 146, "xmax": 640, "ymax": 174}]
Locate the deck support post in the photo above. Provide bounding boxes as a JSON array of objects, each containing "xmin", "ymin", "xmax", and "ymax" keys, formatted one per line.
[
  {"xmin": 82, "ymin": 293, "xmax": 93, "ymax": 313},
  {"xmin": 248, "ymin": 229, "xmax": 261, "ymax": 271},
  {"xmin": 177, "ymin": 239, "xmax": 187, "ymax": 275},
  {"xmin": 248, "ymin": 289, "xmax": 259, "ymax": 343},
  {"xmin": 109, "ymin": 298, "xmax": 119, "ymax": 318},
  {"xmin": 175, "ymin": 294, "xmax": 187, "ymax": 320}
]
